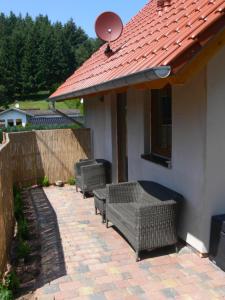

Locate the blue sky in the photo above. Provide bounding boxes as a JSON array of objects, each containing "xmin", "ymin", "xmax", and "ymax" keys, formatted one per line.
[{"xmin": 0, "ymin": 1, "xmax": 147, "ymax": 37}]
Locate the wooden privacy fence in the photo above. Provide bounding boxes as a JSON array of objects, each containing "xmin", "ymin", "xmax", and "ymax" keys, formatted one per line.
[
  {"xmin": 0, "ymin": 128, "xmax": 91, "ymax": 276},
  {"xmin": 0, "ymin": 137, "xmax": 14, "ymax": 275},
  {"xmin": 8, "ymin": 128, "xmax": 91, "ymax": 186}
]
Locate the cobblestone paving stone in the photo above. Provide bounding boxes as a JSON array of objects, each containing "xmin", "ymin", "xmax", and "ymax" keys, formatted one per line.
[{"xmin": 30, "ymin": 186, "xmax": 225, "ymax": 300}]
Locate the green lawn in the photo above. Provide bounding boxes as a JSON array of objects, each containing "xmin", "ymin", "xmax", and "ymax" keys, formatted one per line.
[
  {"xmin": 1, "ymin": 91, "xmax": 83, "ymax": 113},
  {"xmin": 10, "ymin": 99, "xmax": 79, "ymax": 110},
  {"xmin": 11, "ymin": 99, "xmax": 49, "ymax": 110}
]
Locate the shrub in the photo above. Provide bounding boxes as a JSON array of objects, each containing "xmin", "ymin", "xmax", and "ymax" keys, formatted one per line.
[
  {"xmin": 17, "ymin": 240, "xmax": 30, "ymax": 260},
  {"xmin": 5, "ymin": 271, "xmax": 19, "ymax": 292},
  {"xmin": 14, "ymin": 192, "xmax": 23, "ymax": 221},
  {"xmin": 0, "ymin": 284, "xmax": 13, "ymax": 300},
  {"xmin": 68, "ymin": 177, "xmax": 76, "ymax": 185},
  {"xmin": 17, "ymin": 218, "xmax": 29, "ymax": 240},
  {"xmin": 37, "ymin": 177, "xmax": 43, "ymax": 186},
  {"xmin": 13, "ymin": 185, "xmax": 20, "ymax": 198},
  {"xmin": 42, "ymin": 176, "xmax": 50, "ymax": 187}
]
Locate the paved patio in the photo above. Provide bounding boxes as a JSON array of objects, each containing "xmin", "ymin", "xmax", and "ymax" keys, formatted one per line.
[{"xmin": 31, "ymin": 185, "xmax": 225, "ymax": 300}]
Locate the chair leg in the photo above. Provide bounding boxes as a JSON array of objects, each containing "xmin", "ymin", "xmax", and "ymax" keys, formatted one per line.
[
  {"xmin": 103, "ymin": 213, "xmax": 106, "ymax": 223},
  {"xmin": 102, "ymin": 214, "xmax": 104, "ymax": 223},
  {"xmin": 136, "ymin": 251, "xmax": 140, "ymax": 262},
  {"xmin": 75, "ymin": 185, "xmax": 78, "ymax": 192},
  {"xmin": 83, "ymin": 192, "xmax": 86, "ymax": 199},
  {"xmin": 175, "ymin": 244, "xmax": 179, "ymax": 254},
  {"xmin": 95, "ymin": 207, "xmax": 97, "ymax": 215},
  {"xmin": 106, "ymin": 219, "xmax": 109, "ymax": 228}
]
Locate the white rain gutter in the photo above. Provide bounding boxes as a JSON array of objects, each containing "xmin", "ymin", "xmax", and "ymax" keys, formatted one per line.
[{"xmin": 49, "ymin": 66, "xmax": 171, "ymax": 102}]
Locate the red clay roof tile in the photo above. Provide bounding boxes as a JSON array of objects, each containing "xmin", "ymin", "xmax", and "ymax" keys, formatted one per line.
[{"xmin": 50, "ymin": 0, "xmax": 225, "ymax": 100}]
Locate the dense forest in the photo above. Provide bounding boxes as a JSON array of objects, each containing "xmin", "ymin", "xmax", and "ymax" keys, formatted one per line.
[{"xmin": 0, "ymin": 12, "xmax": 101, "ymax": 107}]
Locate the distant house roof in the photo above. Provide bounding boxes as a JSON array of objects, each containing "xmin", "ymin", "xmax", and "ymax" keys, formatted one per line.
[
  {"xmin": 50, "ymin": 0, "xmax": 225, "ymax": 101},
  {"xmin": 29, "ymin": 116, "xmax": 83, "ymax": 126},
  {"xmin": 0, "ymin": 108, "xmax": 33, "ymax": 117},
  {"xmin": 24, "ymin": 109, "xmax": 80, "ymax": 117},
  {"xmin": 0, "ymin": 108, "xmax": 80, "ymax": 117}
]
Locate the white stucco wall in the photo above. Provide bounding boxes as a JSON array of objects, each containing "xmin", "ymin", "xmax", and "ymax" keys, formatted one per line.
[
  {"xmin": 84, "ymin": 45, "xmax": 225, "ymax": 254},
  {"xmin": 85, "ymin": 95, "xmax": 113, "ymax": 162},
  {"xmin": 0, "ymin": 110, "xmax": 28, "ymax": 127},
  {"xmin": 202, "ymin": 46, "xmax": 225, "ymax": 251}
]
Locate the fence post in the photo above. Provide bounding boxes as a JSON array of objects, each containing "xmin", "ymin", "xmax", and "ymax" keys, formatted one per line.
[{"xmin": 2, "ymin": 132, "xmax": 6, "ymax": 144}]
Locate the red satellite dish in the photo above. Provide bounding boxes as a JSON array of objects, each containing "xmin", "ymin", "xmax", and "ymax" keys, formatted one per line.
[{"xmin": 95, "ymin": 12, "xmax": 123, "ymax": 43}]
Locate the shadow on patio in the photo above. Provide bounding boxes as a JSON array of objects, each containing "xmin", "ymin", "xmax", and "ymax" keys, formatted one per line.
[{"xmin": 20, "ymin": 187, "xmax": 66, "ymax": 297}]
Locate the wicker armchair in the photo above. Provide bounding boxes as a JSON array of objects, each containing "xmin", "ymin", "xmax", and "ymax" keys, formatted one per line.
[
  {"xmin": 106, "ymin": 181, "xmax": 181, "ymax": 261},
  {"xmin": 75, "ymin": 160, "xmax": 106, "ymax": 198},
  {"xmin": 77, "ymin": 159, "xmax": 111, "ymax": 182},
  {"xmin": 75, "ymin": 159, "xmax": 96, "ymax": 191}
]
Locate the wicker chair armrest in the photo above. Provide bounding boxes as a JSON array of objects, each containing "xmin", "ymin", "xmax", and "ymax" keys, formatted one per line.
[
  {"xmin": 75, "ymin": 160, "xmax": 96, "ymax": 175},
  {"xmin": 107, "ymin": 182, "xmax": 140, "ymax": 204}
]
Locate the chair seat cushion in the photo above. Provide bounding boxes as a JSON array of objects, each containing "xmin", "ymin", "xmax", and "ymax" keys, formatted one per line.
[
  {"xmin": 108, "ymin": 203, "xmax": 137, "ymax": 228},
  {"xmin": 107, "ymin": 204, "xmax": 136, "ymax": 230}
]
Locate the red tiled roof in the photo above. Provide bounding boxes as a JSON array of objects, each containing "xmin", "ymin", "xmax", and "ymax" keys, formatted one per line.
[{"xmin": 50, "ymin": 0, "xmax": 225, "ymax": 100}]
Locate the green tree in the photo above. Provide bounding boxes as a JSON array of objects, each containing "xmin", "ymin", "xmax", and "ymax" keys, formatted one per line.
[{"xmin": 0, "ymin": 13, "xmax": 101, "ymax": 107}]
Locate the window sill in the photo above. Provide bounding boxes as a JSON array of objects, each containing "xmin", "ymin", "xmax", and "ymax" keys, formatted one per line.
[{"xmin": 141, "ymin": 154, "xmax": 172, "ymax": 169}]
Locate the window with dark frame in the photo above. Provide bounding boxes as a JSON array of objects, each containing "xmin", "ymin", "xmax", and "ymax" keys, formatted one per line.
[
  {"xmin": 16, "ymin": 119, "xmax": 22, "ymax": 126},
  {"xmin": 143, "ymin": 85, "xmax": 172, "ymax": 167},
  {"xmin": 7, "ymin": 120, "xmax": 14, "ymax": 127},
  {"xmin": 0, "ymin": 119, "xmax": 5, "ymax": 128}
]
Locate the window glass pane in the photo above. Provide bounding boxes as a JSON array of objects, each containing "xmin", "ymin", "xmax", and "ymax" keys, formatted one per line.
[
  {"xmin": 151, "ymin": 86, "xmax": 172, "ymax": 159},
  {"xmin": 7, "ymin": 120, "xmax": 14, "ymax": 127},
  {"xmin": 161, "ymin": 96, "xmax": 171, "ymax": 125},
  {"xmin": 144, "ymin": 96, "xmax": 151, "ymax": 154},
  {"xmin": 0, "ymin": 119, "xmax": 5, "ymax": 128},
  {"xmin": 16, "ymin": 119, "xmax": 22, "ymax": 126}
]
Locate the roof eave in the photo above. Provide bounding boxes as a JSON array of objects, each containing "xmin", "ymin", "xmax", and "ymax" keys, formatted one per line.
[
  {"xmin": 49, "ymin": 66, "xmax": 171, "ymax": 102},
  {"xmin": 0, "ymin": 108, "xmax": 34, "ymax": 117}
]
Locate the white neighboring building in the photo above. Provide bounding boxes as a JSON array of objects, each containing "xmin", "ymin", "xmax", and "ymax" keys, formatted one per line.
[
  {"xmin": 0, "ymin": 108, "xmax": 32, "ymax": 127},
  {"xmin": 0, "ymin": 108, "xmax": 82, "ymax": 128}
]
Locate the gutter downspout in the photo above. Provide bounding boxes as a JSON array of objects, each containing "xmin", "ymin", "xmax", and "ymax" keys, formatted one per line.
[{"xmin": 50, "ymin": 66, "xmax": 171, "ymax": 102}]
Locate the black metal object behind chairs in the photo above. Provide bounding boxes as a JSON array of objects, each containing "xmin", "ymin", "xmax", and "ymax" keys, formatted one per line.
[
  {"xmin": 105, "ymin": 181, "xmax": 182, "ymax": 261},
  {"xmin": 75, "ymin": 159, "xmax": 111, "ymax": 198},
  {"xmin": 209, "ymin": 214, "xmax": 225, "ymax": 271}
]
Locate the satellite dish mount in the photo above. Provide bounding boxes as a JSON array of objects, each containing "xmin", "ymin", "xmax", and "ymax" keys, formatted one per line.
[{"xmin": 95, "ymin": 12, "xmax": 123, "ymax": 56}]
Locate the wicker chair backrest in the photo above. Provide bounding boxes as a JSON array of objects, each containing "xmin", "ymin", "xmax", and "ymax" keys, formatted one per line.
[
  {"xmin": 107, "ymin": 182, "xmax": 142, "ymax": 203},
  {"xmin": 75, "ymin": 160, "xmax": 96, "ymax": 175}
]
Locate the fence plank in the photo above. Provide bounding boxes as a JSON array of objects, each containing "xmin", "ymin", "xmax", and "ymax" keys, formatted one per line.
[{"xmin": 0, "ymin": 139, "xmax": 14, "ymax": 275}]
